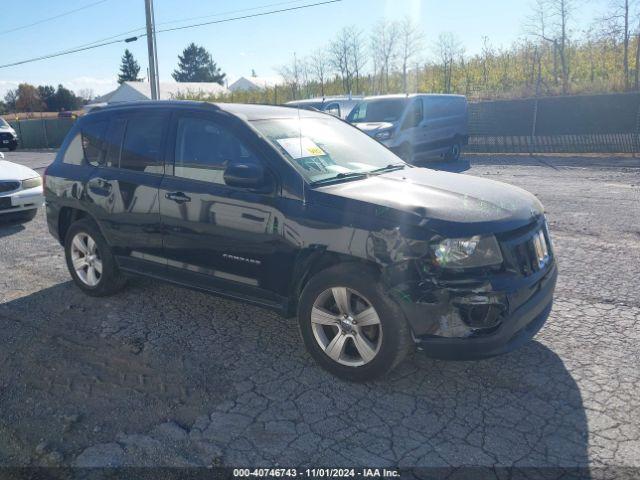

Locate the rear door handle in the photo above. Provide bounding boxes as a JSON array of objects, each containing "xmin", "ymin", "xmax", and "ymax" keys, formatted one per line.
[{"xmin": 165, "ymin": 191, "xmax": 191, "ymax": 204}]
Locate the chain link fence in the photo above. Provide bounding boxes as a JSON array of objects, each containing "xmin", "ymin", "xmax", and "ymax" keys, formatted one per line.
[
  {"xmin": 4, "ymin": 92, "xmax": 640, "ymax": 153},
  {"xmin": 467, "ymin": 92, "xmax": 640, "ymax": 153},
  {"xmin": 7, "ymin": 117, "xmax": 76, "ymax": 149}
]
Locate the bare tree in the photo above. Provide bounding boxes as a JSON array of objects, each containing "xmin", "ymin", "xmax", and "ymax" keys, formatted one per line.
[
  {"xmin": 399, "ymin": 18, "xmax": 423, "ymax": 93},
  {"xmin": 370, "ymin": 20, "xmax": 400, "ymax": 94},
  {"xmin": 598, "ymin": 0, "xmax": 635, "ymax": 89},
  {"xmin": 77, "ymin": 88, "xmax": 94, "ymax": 102},
  {"xmin": 310, "ymin": 47, "xmax": 329, "ymax": 98},
  {"xmin": 330, "ymin": 27, "xmax": 354, "ymax": 94},
  {"xmin": 527, "ymin": 0, "xmax": 574, "ymax": 94},
  {"xmin": 278, "ymin": 52, "xmax": 302, "ymax": 99},
  {"xmin": 349, "ymin": 27, "xmax": 367, "ymax": 95},
  {"xmin": 480, "ymin": 36, "xmax": 494, "ymax": 90},
  {"xmin": 434, "ymin": 32, "xmax": 464, "ymax": 93}
]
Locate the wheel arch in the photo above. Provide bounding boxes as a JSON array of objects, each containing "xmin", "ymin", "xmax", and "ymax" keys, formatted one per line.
[
  {"xmin": 57, "ymin": 207, "xmax": 95, "ymax": 244},
  {"xmin": 288, "ymin": 249, "xmax": 382, "ymax": 316}
]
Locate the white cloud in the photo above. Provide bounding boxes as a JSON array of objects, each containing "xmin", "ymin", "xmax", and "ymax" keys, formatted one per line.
[{"xmin": 0, "ymin": 81, "xmax": 21, "ymax": 99}]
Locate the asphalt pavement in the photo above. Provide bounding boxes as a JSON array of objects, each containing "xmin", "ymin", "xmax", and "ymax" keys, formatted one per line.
[{"xmin": 0, "ymin": 151, "xmax": 639, "ymax": 475}]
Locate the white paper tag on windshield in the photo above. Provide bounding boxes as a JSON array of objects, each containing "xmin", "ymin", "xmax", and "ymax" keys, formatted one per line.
[{"xmin": 276, "ymin": 137, "xmax": 326, "ymax": 159}]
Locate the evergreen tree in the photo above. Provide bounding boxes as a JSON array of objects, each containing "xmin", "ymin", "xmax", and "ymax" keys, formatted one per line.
[
  {"xmin": 118, "ymin": 49, "xmax": 141, "ymax": 84},
  {"xmin": 172, "ymin": 43, "xmax": 226, "ymax": 84}
]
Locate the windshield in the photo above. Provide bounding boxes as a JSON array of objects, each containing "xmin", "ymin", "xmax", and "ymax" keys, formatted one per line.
[
  {"xmin": 250, "ymin": 116, "xmax": 403, "ymax": 184},
  {"xmin": 0, "ymin": 118, "xmax": 9, "ymax": 128},
  {"xmin": 347, "ymin": 98, "xmax": 408, "ymax": 123}
]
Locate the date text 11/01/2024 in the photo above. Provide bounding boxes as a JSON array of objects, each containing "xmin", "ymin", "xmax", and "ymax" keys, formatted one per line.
[{"xmin": 233, "ymin": 468, "xmax": 400, "ymax": 477}]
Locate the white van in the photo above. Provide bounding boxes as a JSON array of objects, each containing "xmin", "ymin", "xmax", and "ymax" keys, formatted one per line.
[
  {"xmin": 285, "ymin": 96, "xmax": 363, "ymax": 119},
  {"xmin": 347, "ymin": 94, "xmax": 469, "ymax": 162}
]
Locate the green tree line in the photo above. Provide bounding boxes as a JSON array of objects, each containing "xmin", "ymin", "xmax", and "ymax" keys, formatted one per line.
[{"xmin": 193, "ymin": 0, "xmax": 640, "ymax": 104}]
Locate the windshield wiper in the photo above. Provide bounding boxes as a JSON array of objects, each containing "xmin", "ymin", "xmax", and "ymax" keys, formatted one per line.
[
  {"xmin": 368, "ymin": 163, "xmax": 407, "ymax": 174},
  {"xmin": 310, "ymin": 171, "xmax": 368, "ymax": 186}
]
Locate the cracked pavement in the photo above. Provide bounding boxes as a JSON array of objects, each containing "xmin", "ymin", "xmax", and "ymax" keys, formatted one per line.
[{"xmin": 0, "ymin": 152, "xmax": 638, "ymax": 471}]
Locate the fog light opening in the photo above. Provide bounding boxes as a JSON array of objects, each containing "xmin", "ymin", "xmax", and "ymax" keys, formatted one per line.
[{"xmin": 459, "ymin": 304, "xmax": 502, "ymax": 329}]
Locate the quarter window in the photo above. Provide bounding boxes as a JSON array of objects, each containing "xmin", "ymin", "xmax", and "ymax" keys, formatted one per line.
[
  {"xmin": 104, "ymin": 118, "xmax": 127, "ymax": 168},
  {"xmin": 173, "ymin": 117, "xmax": 259, "ymax": 185},
  {"xmin": 120, "ymin": 113, "xmax": 167, "ymax": 173},
  {"xmin": 82, "ymin": 119, "xmax": 108, "ymax": 166}
]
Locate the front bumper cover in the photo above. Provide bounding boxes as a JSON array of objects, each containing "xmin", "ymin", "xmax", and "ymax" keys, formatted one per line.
[{"xmin": 399, "ymin": 262, "xmax": 558, "ymax": 360}]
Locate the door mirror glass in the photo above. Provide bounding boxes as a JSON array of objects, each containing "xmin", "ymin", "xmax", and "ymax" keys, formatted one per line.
[{"xmin": 223, "ymin": 160, "xmax": 267, "ymax": 189}]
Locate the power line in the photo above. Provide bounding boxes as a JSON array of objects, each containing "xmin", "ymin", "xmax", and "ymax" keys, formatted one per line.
[
  {"xmin": 156, "ymin": 0, "xmax": 342, "ymax": 34},
  {"xmin": 0, "ymin": 0, "xmax": 343, "ymax": 70},
  {"xmin": 0, "ymin": 0, "xmax": 110, "ymax": 36},
  {"xmin": 46, "ymin": 0, "xmax": 312, "ymax": 53},
  {"xmin": 156, "ymin": 0, "xmax": 313, "ymax": 27}
]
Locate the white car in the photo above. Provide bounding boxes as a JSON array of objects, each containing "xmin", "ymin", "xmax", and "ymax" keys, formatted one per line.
[
  {"xmin": 0, "ymin": 152, "xmax": 44, "ymax": 221},
  {"xmin": 0, "ymin": 117, "xmax": 19, "ymax": 151}
]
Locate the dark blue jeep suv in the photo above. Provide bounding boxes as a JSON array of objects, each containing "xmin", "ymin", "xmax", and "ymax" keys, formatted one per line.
[{"xmin": 44, "ymin": 101, "xmax": 557, "ymax": 381}]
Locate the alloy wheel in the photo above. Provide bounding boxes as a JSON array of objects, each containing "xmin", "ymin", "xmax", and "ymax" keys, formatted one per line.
[
  {"xmin": 311, "ymin": 287, "xmax": 383, "ymax": 367},
  {"xmin": 70, "ymin": 232, "xmax": 102, "ymax": 287}
]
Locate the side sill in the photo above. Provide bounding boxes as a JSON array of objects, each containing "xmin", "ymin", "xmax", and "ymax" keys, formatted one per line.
[{"xmin": 119, "ymin": 266, "xmax": 290, "ymax": 316}]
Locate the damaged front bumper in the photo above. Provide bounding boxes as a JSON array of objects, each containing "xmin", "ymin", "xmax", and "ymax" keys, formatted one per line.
[{"xmin": 392, "ymin": 260, "xmax": 558, "ymax": 360}]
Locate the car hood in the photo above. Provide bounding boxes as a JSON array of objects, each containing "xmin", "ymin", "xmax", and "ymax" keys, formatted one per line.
[
  {"xmin": 0, "ymin": 160, "xmax": 39, "ymax": 181},
  {"xmin": 0, "ymin": 125, "xmax": 16, "ymax": 134},
  {"xmin": 352, "ymin": 122, "xmax": 396, "ymax": 135},
  {"xmin": 310, "ymin": 167, "xmax": 544, "ymax": 235}
]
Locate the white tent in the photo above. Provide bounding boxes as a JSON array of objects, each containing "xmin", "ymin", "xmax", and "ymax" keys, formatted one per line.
[
  {"xmin": 228, "ymin": 76, "xmax": 282, "ymax": 92},
  {"xmin": 84, "ymin": 81, "xmax": 229, "ymax": 110}
]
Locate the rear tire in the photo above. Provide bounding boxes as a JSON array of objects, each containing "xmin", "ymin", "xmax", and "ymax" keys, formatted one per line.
[
  {"xmin": 64, "ymin": 218, "xmax": 126, "ymax": 297},
  {"xmin": 298, "ymin": 264, "xmax": 413, "ymax": 382}
]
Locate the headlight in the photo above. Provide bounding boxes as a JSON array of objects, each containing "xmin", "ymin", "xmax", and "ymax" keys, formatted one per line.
[
  {"xmin": 431, "ymin": 234, "xmax": 503, "ymax": 268},
  {"xmin": 21, "ymin": 176, "xmax": 42, "ymax": 189},
  {"xmin": 375, "ymin": 130, "xmax": 393, "ymax": 141}
]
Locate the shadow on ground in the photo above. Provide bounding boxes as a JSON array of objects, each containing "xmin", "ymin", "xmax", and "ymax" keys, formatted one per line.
[
  {"xmin": 0, "ymin": 278, "xmax": 589, "ymax": 470},
  {"xmin": 415, "ymin": 157, "xmax": 471, "ymax": 173}
]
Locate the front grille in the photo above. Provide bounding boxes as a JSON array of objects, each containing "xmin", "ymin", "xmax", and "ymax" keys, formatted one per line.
[
  {"xmin": 0, "ymin": 132, "xmax": 14, "ymax": 141},
  {"xmin": 0, "ymin": 181, "xmax": 20, "ymax": 194},
  {"xmin": 498, "ymin": 221, "xmax": 551, "ymax": 276}
]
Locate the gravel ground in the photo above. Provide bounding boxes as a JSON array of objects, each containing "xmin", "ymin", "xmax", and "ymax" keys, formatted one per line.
[{"xmin": 0, "ymin": 151, "xmax": 639, "ymax": 473}]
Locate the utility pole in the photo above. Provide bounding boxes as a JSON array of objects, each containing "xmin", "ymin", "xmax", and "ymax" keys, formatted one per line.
[{"xmin": 144, "ymin": 0, "xmax": 160, "ymax": 100}]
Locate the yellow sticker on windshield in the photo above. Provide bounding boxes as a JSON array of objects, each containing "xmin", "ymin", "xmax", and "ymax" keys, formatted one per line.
[{"xmin": 277, "ymin": 137, "xmax": 326, "ymax": 159}]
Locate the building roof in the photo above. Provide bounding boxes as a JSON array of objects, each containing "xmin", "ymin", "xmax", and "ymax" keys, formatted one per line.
[{"xmin": 228, "ymin": 76, "xmax": 282, "ymax": 92}]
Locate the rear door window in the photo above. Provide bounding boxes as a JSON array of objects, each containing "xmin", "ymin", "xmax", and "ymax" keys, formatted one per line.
[{"xmin": 120, "ymin": 112, "xmax": 168, "ymax": 173}]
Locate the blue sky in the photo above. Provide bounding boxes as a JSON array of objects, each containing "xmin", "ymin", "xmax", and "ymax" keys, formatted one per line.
[{"xmin": 0, "ymin": 0, "xmax": 603, "ymax": 98}]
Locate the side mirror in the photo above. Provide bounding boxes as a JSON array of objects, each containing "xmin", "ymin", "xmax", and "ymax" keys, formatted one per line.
[
  {"xmin": 223, "ymin": 160, "xmax": 268, "ymax": 189},
  {"xmin": 0, "ymin": 152, "xmax": 4, "ymax": 159}
]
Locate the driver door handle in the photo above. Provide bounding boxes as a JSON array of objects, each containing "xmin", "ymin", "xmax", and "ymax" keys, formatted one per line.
[{"xmin": 165, "ymin": 191, "xmax": 191, "ymax": 204}]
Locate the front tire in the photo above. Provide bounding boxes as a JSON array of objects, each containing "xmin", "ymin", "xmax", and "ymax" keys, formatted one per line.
[
  {"xmin": 445, "ymin": 141, "xmax": 462, "ymax": 161},
  {"xmin": 64, "ymin": 218, "xmax": 126, "ymax": 297},
  {"xmin": 298, "ymin": 264, "xmax": 413, "ymax": 382}
]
